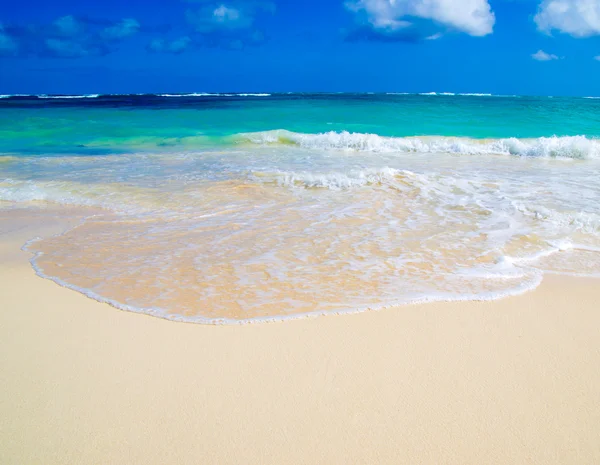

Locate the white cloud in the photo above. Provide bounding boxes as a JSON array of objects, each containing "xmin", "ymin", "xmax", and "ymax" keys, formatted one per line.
[
  {"xmin": 186, "ymin": 1, "xmax": 274, "ymax": 32},
  {"xmin": 531, "ymin": 49, "xmax": 559, "ymax": 61},
  {"xmin": 595, "ymin": 55, "xmax": 600, "ymax": 61},
  {"xmin": 535, "ymin": 0, "xmax": 600, "ymax": 37},
  {"xmin": 213, "ymin": 5, "xmax": 241, "ymax": 22},
  {"xmin": 344, "ymin": 0, "xmax": 495, "ymax": 37}
]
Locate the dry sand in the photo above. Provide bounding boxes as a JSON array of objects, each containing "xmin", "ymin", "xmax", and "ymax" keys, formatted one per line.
[{"xmin": 1, "ymin": 214, "xmax": 600, "ymax": 465}]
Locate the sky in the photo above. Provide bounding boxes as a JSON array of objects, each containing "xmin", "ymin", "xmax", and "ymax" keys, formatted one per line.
[{"xmin": 1, "ymin": 0, "xmax": 600, "ymax": 95}]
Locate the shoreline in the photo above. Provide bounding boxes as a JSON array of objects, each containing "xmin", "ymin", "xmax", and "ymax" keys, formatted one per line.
[
  {"xmin": 8, "ymin": 206, "xmax": 568, "ymax": 325},
  {"xmin": 2, "ymin": 214, "xmax": 600, "ymax": 464}
]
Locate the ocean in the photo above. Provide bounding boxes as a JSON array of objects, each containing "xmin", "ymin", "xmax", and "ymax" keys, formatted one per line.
[{"xmin": 1, "ymin": 92, "xmax": 599, "ymax": 323}]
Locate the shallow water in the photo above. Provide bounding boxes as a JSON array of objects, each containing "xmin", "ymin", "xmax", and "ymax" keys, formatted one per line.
[{"xmin": 2, "ymin": 93, "xmax": 599, "ymax": 322}]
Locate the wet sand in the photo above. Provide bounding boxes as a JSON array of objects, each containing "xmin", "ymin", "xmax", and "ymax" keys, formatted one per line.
[{"xmin": 1, "ymin": 214, "xmax": 600, "ymax": 465}]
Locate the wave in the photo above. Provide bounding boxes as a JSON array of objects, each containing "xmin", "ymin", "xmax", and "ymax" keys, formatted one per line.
[
  {"xmin": 0, "ymin": 179, "xmax": 107, "ymax": 209},
  {"xmin": 37, "ymin": 94, "xmax": 100, "ymax": 99},
  {"xmin": 386, "ymin": 92, "xmax": 513, "ymax": 97},
  {"xmin": 0, "ymin": 92, "xmax": 272, "ymax": 100},
  {"xmin": 0, "ymin": 92, "xmax": 589, "ymax": 101},
  {"xmin": 236, "ymin": 130, "xmax": 600, "ymax": 159},
  {"xmin": 0, "ymin": 178, "xmax": 160, "ymax": 214},
  {"xmin": 2, "ymin": 92, "xmax": 597, "ymax": 100},
  {"xmin": 269, "ymin": 167, "xmax": 417, "ymax": 190},
  {"xmin": 416, "ymin": 92, "xmax": 502, "ymax": 97},
  {"xmin": 159, "ymin": 93, "xmax": 214, "ymax": 97},
  {"xmin": 158, "ymin": 93, "xmax": 271, "ymax": 97},
  {"xmin": 0, "ymin": 94, "xmax": 100, "ymax": 99}
]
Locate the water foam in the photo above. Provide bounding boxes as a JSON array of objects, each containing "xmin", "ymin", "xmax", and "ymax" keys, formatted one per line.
[
  {"xmin": 7, "ymin": 156, "xmax": 600, "ymax": 323},
  {"xmin": 158, "ymin": 93, "xmax": 271, "ymax": 97},
  {"xmin": 272, "ymin": 167, "xmax": 417, "ymax": 190},
  {"xmin": 37, "ymin": 94, "xmax": 100, "ymax": 99},
  {"xmin": 238, "ymin": 130, "xmax": 600, "ymax": 159},
  {"xmin": 386, "ymin": 92, "xmax": 500, "ymax": 97},
  {"xmin": 24, "ymin": 241, "xmax": 547, "ymax": 325},
  {"xmin": 0, "ymin": 93, "xmax": 271, "ymax": 99},
  {"xmin": 0, "ymin": 179, "xmax": 160, "ymax": 214}
]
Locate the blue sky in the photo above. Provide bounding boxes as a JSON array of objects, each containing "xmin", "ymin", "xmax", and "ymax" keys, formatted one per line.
[{"xmin": 1, "ymin": 0, "xmax": 599, "ymax": 95}]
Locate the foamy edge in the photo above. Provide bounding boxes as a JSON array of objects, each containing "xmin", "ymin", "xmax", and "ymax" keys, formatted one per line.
[
  {"xmin": 237, "ymin": 130, "xmax": 600, "ymax": 159},
  {"xmin": 20, "ymin": 225, "xmax": 551, "ymax": 326}
]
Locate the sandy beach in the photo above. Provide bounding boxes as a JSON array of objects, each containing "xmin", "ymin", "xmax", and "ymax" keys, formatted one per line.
[{"xmin": 1, "ymin": 214, "xmax": 600, "ymax": 465}]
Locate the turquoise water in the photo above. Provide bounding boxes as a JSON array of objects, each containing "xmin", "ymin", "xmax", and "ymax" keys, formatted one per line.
[
  {"xmin": 1, "ymin": 93, "xmax": 600, "ymax": 155},
  {"xmin": 1, "ymin": 93, "xmax": 600, "ymax": 323}
]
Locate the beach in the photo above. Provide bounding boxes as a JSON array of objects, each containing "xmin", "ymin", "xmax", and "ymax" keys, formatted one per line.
[
  {"xmin": 3, "ymin": 0, "xmax": 600, "ymax": 459},
  {"xmin": 2, "ymin": 93, "xmax": 600, "ymax": 463},
  {"xmin": 3, "ymin": 94, "xmax": 600, "ymax": 324},
  {"xmin": 2, "ymin": 213, "xmax": 600, "ymax": 465}
]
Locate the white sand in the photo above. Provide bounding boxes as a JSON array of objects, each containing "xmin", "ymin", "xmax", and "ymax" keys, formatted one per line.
[{"xmin": 1, "ymin": 216, "xmax": 600, "ymax": 464}]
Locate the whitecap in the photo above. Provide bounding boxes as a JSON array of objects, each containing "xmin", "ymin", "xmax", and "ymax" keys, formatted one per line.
[{"xmin": 237, "ymin": 130, "xmax": 600, "ymax": 159}]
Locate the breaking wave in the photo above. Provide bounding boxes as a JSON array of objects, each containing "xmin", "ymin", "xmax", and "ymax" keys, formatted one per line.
[
  {"xmin": 414, "ymin": 92, "xmax": 497, "ymax": 97},
  {"xmin": 0, "ymin": 92, "xmax": 272, "ymax": 100},
  {"xmin": 158, "ymin": 93, "xmax": 271, "ymax": 97},
  {"xmin": 237, "ymin": 130, "xmax": 600, "ymax": 159},
  {"xmin": 37, "ymin": 94, "xmax": 101, "ymax": 99}
]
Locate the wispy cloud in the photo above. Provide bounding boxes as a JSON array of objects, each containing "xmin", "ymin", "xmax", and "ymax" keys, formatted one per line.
[
  {"xmin": 425, "ymin": 33, "xmax": 443, "ymax": 41},
  {"xmin": 531, "ymin": 49, "xmax": 559, "ymax": 61},
  {"xmin": 147, "ymin": 36, "xmax": 192, "ymax": 54},
  {"xmin": 0, "ymin": 15, "xmax": 140, "ymax": 58},
  {"xmin": 53, "ymin": 15, "xmax": 85, "ymax": 37},
  {"xmin": 145, "ymin": 0, "xmax": 274, "ymax": 52},
  {"xmin": 102, "ymin": 18, "xmax": 140, "ymax": 40},
  {"xmin": 185, "ymin": 1, "xmax": 274, "ymax": 32},
  {"xmin": 344, "ymin": 24, "xmax": 424, "ymax": 43},
  {"xmin": 44, "ymin": 37, "xmax": 105, "ymax": 58},
  {"xmin": 0, "ymin": 24, "xmax": 19, "ymax": 56}
]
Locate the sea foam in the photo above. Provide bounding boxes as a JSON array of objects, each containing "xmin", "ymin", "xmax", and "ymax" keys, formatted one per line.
[
  {"xmin": 37, "ymin": 94, "xmax": 100, "ymax": 99},
  {"xmin": 158, "ymin": 93, "xmax": 271, "ymax": 97},
  {"xmin": 238, "ymin": 130, "xmax": 600, "ymax": 159}
]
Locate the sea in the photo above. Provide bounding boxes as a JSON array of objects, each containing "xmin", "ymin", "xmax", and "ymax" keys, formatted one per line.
[{"xmin": 1, "ymin": 92, "xmax": 599, "ymax": 323}]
